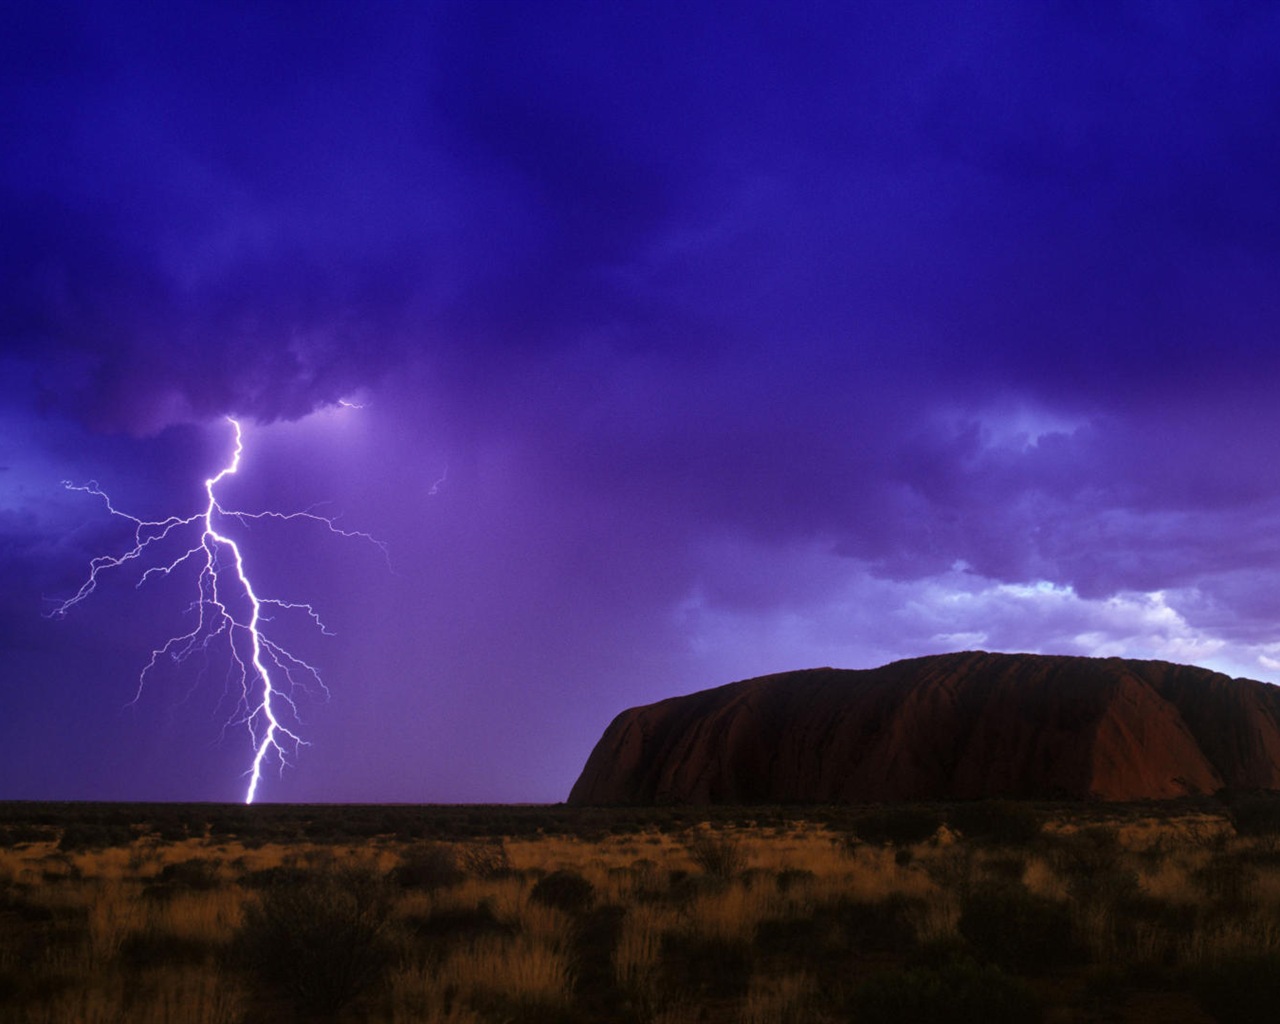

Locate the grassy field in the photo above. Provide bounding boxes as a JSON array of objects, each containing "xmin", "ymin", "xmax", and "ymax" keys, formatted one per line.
[{"xmin": 3, "ymin": 798, "xmax": 1280, "ymax": 1022}]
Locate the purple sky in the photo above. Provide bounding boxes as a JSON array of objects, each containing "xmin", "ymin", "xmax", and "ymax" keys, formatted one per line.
[{"xmin": 4, "ymin": 2, "xmax": 1280, "ymax": 803}]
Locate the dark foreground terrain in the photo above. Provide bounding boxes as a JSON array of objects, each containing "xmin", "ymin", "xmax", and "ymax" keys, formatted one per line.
[{"xmin": 3, "ymin": 798, "xmax": 1280, "ymax": 1022}]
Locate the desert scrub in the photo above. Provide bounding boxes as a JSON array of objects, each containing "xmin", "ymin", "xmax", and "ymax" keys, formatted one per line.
[
  {"xmin": 381, "ymin": 964, "xmax": 486, "ymax": 1024},
  {"xmin": 853, "ymin": 805, "xmax": 944, "ymax": 847},
  {"xmin": 613, "ymin": 903, "xmax": 668, "ymax": 1007},
  {"xmin": 1190, "ymin": 850, "xmax": 1257, "ymax": 909},
  {"xmin": 957, "ymin": 881, "xmax": 1080, "ymax": 975},
  {"xmin": 948, "ymin": 801, "xmax": 1042, "ymax": 846},
  {"xmin": 1192, "ymin": 951, "xmax": 1280, "ymax": 1024},
  {"xmin": 835, "ymin": 842, "xmax": 936, "ymax": 903},
  {"xmin": 3, "ymin": 803, "xmax": 1270, "ymax": 1024},
  {"xmin": 847, "ymin": 957, "xmax": 1042, "ymax": 1024},
  {"xmin": 530, "ymin": 868, "xmax": 596, "ymax": 913},
  {"xmin": 686, "ymin": 831, "xmax": 746, "ymax": 879},
  {"xmin": 11, "ymin": 966, "xmax": 245, "ymax": 1024},
  {"xmin": 1227, "ymin": 795, "xmax": 1280, "ymax": 844},
  {"xmin": 394, "ymin": 842, "xmax": 464, "ymax": 892},
  {"xmin": 231, "ymin": 865, "xmax": 398, "ymax": 1018},
  {"xmin": 741, "ymin": 971, "xmax": 816, "ymax": 1024},
  {"xmin": 435, "ymin": 934, "xmax": 575, "ymax": 1021},
  {"xmin": 660, "ymin": 929, "xmax": 754, "ymax": 1002},
  {"xmin": 459, "ymin": 839, "xmax": 511, "ymax": 879}
]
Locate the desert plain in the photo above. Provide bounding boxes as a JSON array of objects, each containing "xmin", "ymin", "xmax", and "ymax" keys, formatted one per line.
[{"xmin": 2, "ymin": 799, "xmax": 1279, "ymax": 1023}]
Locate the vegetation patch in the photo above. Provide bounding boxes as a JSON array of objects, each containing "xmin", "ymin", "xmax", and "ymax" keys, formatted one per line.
[
  {"xmin": 230, "ymin": 866, "xmax": 396, "ymax": 1018},
  {"xmin": 847, "ymin": 956, "xmax": 1043, "ymax": 1024},
  {"xmin": 0, "ymin": 798, "xmax": 1274, "ymax": 1022}
]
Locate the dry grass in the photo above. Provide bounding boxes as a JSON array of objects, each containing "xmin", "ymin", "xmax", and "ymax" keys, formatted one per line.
[
  {"xmin": 613, "ymin": 902, "xmax": 667, "ymax": 996},
  {"xmin": 438, "ymin": 934, "xmax": 575, "ymax": 1006},
  {"xmin": 9, "ymin": 805, "xmax": 1280, "ymax": 1022},
  {"xmin": 741, "ymin": 971, "xmax": 816, "ymax": 1024},
  {"xmin": 13, "ymin": 968, "xmax": 245, "ymax": 1024}
]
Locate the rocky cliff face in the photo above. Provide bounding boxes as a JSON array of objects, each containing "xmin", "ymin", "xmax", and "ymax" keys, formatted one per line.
[{"xmin": 567, "ymin": 652, "xmax": 1280, "ymax": 804}]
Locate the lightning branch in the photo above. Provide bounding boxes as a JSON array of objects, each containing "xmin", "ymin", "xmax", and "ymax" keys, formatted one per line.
[{"xmin": 50, "ymin": 416, "xmax": 386, "ymax": 803}]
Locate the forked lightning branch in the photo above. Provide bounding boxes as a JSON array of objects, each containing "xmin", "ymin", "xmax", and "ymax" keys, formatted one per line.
[{"xmin": 50, "ymin": 416, "xmax": 385, "ymax": 803}]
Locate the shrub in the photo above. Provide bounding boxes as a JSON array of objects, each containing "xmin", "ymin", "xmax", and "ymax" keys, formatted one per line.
[
  {"xmin": 149, "ymin": 816, "xmax": 192, "ymax": 842},
  {"xmin": 407, "ymin": 901, "xmax": 515, "ymax": 954},
  {"xmin": 1191, "ymin": 852, "xmax": 1256, "ymax": 909},
  {"xmin": 848, "ymin": 957, "xmax": 1042, "ymax": 1023},
  {"xmin": 854, "ymin": 806, "xmax": 943, "ymax": 847},
  {"xmin": 531, "ymin": 869, "xmax": 596, "ymax": 914},
  {"xmin": 155, "ymin": 858, "xmax": 221, "ymax": 890},
  {"xmin": 119, "ymin": 929, "xmax": 213, "ymax": 969},
  {"xmin": 395, "ymin": 842, "xmax": 464, "ymax": 891},
  {"xmin": 980, "ymin": 853, "xmax": 1028, "ymax": 883},
  {"xmin": 822, "ymin": 894, "xmax": 921, "ymax": 954},
  {"xmin": 958, "ymin": 883, "xmax": 1079, "ymax": 975},
  {"xmin": 57, "ymin": 821, "xmax": 134, "ymax": 851},
  {"xmin": 231, "ymin": 866, "xmax": 397, "ymax": 1017},
  {"xmin": 1193, "ymin": 953, "xmax": 1280, "ymax": 1024},
  {"xmin": 774, "ymin": 867, "xmax": 815, "ymax": 894},
  {"xmin": 571, "ymin": 903, "xmax": 627, "ymax": 1010},
  {"xmin": 1065, "ymin": 863, "xmax": 1140, "ymax": 908},
  {"xmin": 949, "ymin": 802, "xmax": 1041, "ymax": 846},
  {"xmin": 460, "ymin": 839, "xmax": 511, "ymax": 879},
  {"xmin": 754, "ymin": 915, "xmax": 824, "ymax": 959},
  {"xmin": 687, "ymin": 833, "xmax": 745, "ymax": 879},
  {"xmin": 0, "ymin": 824, "xmax": 53, "ymax": 846},
  {"xmin": 1051, "ymin": 825, "xmax": 1120, "ymax": 873},
  {"xmin": 241, "ymin": 865, "xmax": 311, "ymax": 889},
  {"xmin": 1048, "ymin": 826, "xmax": 1139, "ymax": 906},
  {"xmin": 1227, "ymin": 795, "xmax": 1280, "ymax": 839},
  {"xmin": 925, "ymin": 847, "xmax": 976, "ymax": 899},
  {"xmin": 660, "ymin": 932, "xmax": 753, "ymax": 1000}
]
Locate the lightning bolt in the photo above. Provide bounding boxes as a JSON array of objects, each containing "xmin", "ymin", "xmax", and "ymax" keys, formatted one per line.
[{"xmin": 50, "ymin": 416, "xmax": 385, "ymax": 803}]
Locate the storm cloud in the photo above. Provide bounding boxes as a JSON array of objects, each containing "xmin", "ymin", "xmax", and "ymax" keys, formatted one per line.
[{"xmin": 3, "ymin": 1, "xmax": 1280, "ymax": 801}]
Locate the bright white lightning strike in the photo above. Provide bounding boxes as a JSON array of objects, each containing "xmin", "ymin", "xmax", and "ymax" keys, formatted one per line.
[{"xmin": 51, "ymin": 416, "xmax": 385, "ymax": 803}]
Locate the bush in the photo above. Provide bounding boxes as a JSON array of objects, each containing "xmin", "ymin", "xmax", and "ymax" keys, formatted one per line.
[
  {"xmin": 1048, "ymin": 826, "xmax": 1139, "ymax": 906},
  {"xmin": 686, "ymin": 832, "xmax": 745, "ymax": 879},
  {"xmin": 1191, "ymin": 852, "xmax": 1256, "ymax": 909},
  {"xmin": 1229, "ymin": 796, "xmax": 1280, "ymax": 840},
  {"xmin": 755, "ymin": 915, "xmax": 824, "ymax": 958},
  {"xmin": 958, "ymin": 883, "xmax": 1080, "ymax": 975},
  {"xmin": 530, "ymin": 869, "xmax": 596, "ymax": 913},
  {"xmin": 822, "ymin": 894, "xmax": 921, "ymax": 954},
  {"xmin": 854, "ymin": 806, "xmax": 943, "ymax": 847},
  {"xmin": 460, "ymin": 839, "xmax": 511, "ymax": 878},
  {"xmin": 0, "ymin": 824, "xmax": 53, "ymax": 847},
  {"xmin": 949, "ymin": 802, "xmax": 1041, "ymax": 846},
  {"xmin": 154, "ymin": 858, "xmax": 221, "ymax": 890},
  {"xmin": 849, "ymin": 957, "xmax": 1042, "ymax": 1023},
  {"xmin": 407, "ymin": 901, "xmax": 515, "ymax": 953},
  {"xmin": 1193, "ymin": 953, "xmax": 1280, "ymax": 1024},
  {"xmin": 231, "ymin": 866, "xmax": 396, "ymax": 1017},
  {"xmin": 774, "ymin": 867, "xmax": 815, "ymax": 894},
  {"xmin": 57, "ymin": 821, "xmax": 134, "ymax": 851},
  {"xmin": 241, "ymin": 865, "xmax": 311, "ymax": 889},
  {"xmin": 1051, "ymin": 825, "xmax": 1120, "ymax": 873},
  {"xmin": 981, "ymin": 853, "xmax": 1028, "ymax": 883},
  {"xmin": 394, "ymin": 842, "xmax": 463, "ymax": 891},
  {"xmin": 660, "ymin": 932, "xmax": 753, "ymax": 1000}
]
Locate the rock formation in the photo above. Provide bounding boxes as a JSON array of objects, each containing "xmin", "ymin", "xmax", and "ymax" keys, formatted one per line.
[{"xmin": 568, "ymin": 651, "xmax": 1280, "ymax": 804}]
